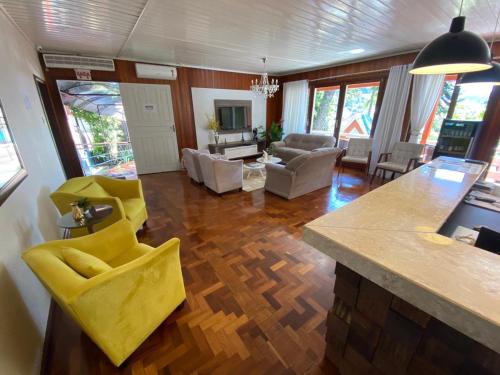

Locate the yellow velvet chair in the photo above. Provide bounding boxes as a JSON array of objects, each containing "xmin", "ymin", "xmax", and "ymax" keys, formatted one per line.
[
  {"xmin": 50, "ymin": 175, "xmax": 148, "ymax": 237},
  {"xmin": 22, "ymin": 220, "xmax": 186, "ymax": 366}
]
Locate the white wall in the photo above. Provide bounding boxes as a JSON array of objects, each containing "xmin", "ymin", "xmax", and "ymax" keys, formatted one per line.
[
  {"xmin": 0, "ymin": 10, "xmax": 66, "ymax": 375},
  {"xmin": 191, "ymin": 88, "xmax": 266, "ymax": 150}
]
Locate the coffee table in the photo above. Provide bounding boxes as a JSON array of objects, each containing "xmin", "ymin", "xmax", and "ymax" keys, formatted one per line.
[
  {"xmin": 57, "ymin": 204, "xmax": 113, "ymax": 239},
  {"xmin": 256, "ymin": 156, "xmax": 282, "ymax": 164},
  {"xmin": 243, "ymin": 162, "xmax": 266, "ymax": 178}
]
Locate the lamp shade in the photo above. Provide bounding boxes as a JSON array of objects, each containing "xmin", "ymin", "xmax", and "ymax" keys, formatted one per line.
[
  {"xmin": 410, "ymin": 16, "xmax": 491, "ymax": 75},
  {"xmin": 457, "ymin": 61, "xmax": 500, "ymax": 85}
]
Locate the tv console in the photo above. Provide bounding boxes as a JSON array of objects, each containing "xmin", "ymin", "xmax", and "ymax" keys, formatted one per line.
[{"xmin": 208, "ymin": 140, "xmax": 265, "ymax": 159}]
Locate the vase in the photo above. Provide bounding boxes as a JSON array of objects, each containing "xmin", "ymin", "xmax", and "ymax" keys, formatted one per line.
[
  {"xmin": 71, "ymin": 203, "xmax": 84, "ymax": 221},
  {"xmin": 214, "ymin": 133, "xmax": 219, "ymax": 145}
]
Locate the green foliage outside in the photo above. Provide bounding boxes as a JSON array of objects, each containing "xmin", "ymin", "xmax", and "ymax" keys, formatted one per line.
[
  {"xmin": 426, "ymin": 80, "xmax": 491, "ymax": 145},
  {"xmin": 311, "ymin": 86, "xmax": 378, "ymax": 134},
  {"xmin": 71, "ymin": 106, "xmax": 125, "ymax": 164}
]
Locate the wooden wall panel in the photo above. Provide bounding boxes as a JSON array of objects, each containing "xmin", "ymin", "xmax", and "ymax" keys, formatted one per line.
[{"xmin": 279, "ymin": 52, "xmax": 418, "ymax": 84}]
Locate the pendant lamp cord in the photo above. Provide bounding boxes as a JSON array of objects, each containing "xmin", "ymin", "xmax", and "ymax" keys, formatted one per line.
[
  {"xmin": 458, "ymin": 0, "xmax": 464, "ymax": 16},
  {"xmin": 490, "ymin": 10, "xmax": 500, "ymax": 50}
]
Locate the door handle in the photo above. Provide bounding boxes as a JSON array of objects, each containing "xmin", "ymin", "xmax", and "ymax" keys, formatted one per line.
[{"xmin": 172, "ymin": 124, "xmax": 176, "ymax": 133}]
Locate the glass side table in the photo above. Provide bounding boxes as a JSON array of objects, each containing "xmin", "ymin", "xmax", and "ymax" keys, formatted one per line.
[{"xmin": 57, "ymin": 204, "xmax": 113, "ymax": 239}]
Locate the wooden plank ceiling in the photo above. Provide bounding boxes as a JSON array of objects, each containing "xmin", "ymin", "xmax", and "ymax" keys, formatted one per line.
[{"xmin": 0, "ymin": 0, "xmax": 499, "ymax": 74}]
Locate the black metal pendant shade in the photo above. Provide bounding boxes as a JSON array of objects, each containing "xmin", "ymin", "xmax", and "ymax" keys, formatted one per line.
[
  {"xmin": 458, "ymin": 61, "xmax": 500, "ymax": 85},
  {"xmin": 410, "ymin": 16, "xmax": 492, "ymax": 74}
]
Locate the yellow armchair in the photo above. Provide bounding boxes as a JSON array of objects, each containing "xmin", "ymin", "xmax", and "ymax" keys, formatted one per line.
[
  {"xmin": 22, "ymin": 220, "xmax": 186, "ymax": 366},
  {"xmin": 50, "ymin": 175, "xmax": 148, "ymax": 236}
]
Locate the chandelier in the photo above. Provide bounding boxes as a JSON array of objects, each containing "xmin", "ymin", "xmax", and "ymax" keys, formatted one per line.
[{"xmin": 250, "ymin": 57, "xmax": 279, "ymax": 99}]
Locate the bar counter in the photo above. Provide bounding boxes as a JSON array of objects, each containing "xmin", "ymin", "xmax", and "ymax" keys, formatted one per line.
[{"xmin": 303, "ymin": 157, "xmax": 500, "ymax": 373}]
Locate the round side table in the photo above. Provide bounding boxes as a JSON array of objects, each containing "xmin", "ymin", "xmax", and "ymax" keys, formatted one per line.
[
  {"xmin": 243, "ymin": 162, "xmax": 266, "ymax": 178},
  {"xmin": 256, "ymin": 156, "xmax": 282, "ymax": 164},
  {"xmin": 57, "ymin": 204, "xmax": 113, "ymax": 239}
]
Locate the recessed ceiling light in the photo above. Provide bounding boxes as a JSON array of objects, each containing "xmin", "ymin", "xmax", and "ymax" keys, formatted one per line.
[{"xmin": 349, "ymin": 49, "xmax": 365, "ymax": 54}]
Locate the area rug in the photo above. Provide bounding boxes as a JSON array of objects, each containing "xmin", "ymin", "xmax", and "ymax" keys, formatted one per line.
[{"xmin": 242, "ymin": 170, "xmax": 266, "ymax": 192}]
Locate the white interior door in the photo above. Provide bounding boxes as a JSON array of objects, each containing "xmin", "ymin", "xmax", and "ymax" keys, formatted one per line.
[{"xmin": 119, "ymin": 83, "xmax": 180, "ymax": 174}]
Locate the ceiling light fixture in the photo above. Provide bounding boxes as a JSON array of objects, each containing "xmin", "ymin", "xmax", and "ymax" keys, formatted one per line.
[
  {"xmin": 250, "ymin": 58, "xmax": 279, "ymax": 99},
  {"xmin": 349, "ymin": 48, "xmax": 365, "ymax": 54},
  {"xmin": 409, "ymin": 0, "xmax": 492, "ymax": 75},
  {"xmin": 458, "ymin": 11, "xmax": 500, "ymax": 86}
]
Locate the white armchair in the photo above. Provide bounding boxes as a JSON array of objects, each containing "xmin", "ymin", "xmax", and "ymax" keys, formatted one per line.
[
  {"xmin": 370, "ymin": 142, "xmax": 424, "ymax": 185},
  {"xmin": 338, "ymin": 138, "xmax": 373, "ymax": 182},
  {"xmin": 198, "ymin": 154, "xmax": 243, "ymax": 195},
  {"xmin": 182, "ymin": 148, "xmax": 210, "ymax": 183}
]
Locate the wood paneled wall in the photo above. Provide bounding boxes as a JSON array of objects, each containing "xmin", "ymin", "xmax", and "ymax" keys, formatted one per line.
[{"xmin": 41, "ymin": 58, "xmax": 280, "ymax": 178}]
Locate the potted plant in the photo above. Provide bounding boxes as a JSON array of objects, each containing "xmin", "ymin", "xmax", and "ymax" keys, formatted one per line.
[
  {"xmin": 207, "ymin": 115, "xmax": 220, "ymax": 145},
  {"xmin": 259, "ymin": 122, "xmax": 283, "ymax": 154}
]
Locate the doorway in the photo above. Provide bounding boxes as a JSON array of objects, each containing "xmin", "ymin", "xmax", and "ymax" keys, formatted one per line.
[
  {"xmin": 57, "ymin": 80, "xmax": 137, "ymax": 179},
  {"xmin": 310, "ymin": 80, "xmax": 382, "ymax": 148},
  {"xmin": 119, "ymin": 83, "xmax": 180, "ymax": 174}
]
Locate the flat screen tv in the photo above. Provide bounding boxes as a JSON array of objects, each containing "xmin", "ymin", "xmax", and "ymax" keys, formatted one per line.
[{"xmin": 214, "ymin": 100, "xmax": 252, "ymax": 132}]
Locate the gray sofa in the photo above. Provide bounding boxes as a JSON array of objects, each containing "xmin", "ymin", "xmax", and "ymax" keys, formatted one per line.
[
  {"xmin": 271, "ymin": 133, "xmax": 336, "ymax": 163},
  {"xmin": 264, "ymin": 148, "xmax": 342, "ymax": 199}
]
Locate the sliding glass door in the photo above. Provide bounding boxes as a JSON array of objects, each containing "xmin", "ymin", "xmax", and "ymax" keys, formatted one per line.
[{"xmin": 309, "ymin": 80, "xmax": 382, "ymax": 147}]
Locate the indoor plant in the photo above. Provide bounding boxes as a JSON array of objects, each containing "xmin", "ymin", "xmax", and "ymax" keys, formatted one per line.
[{"xmin": 206, "ymin": 115, "xmax": 220, "ymax": 145}]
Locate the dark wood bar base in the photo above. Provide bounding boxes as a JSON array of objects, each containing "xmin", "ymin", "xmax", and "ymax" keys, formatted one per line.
[{"xmin": 326, "ymin": 263, "xmax": 500, "ymax": 374}]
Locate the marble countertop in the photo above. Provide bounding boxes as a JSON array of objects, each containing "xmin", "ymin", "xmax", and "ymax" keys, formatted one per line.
[{"xmin": 303, "ymin": 157, "xmax": 500, "ymax": 353}]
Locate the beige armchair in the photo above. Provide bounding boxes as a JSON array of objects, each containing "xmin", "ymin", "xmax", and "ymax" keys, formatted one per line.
[
  {"xmin": 198, "ymin": 154, "xmax": 243, "ymax": 195},
  {"xmin": 265, "ymin": 148, "xmax": 342, "ymax": 199},
  {"xmin": 182, "ymin": 148, "xmax": 210, "ymax": 183},
  {"xmin": 370, "ymin": 142, "xmax": 424, "ymax": 185},
  {"xmin": 338, "ymin": 138, "xmax": 373, "ymax": 182}
]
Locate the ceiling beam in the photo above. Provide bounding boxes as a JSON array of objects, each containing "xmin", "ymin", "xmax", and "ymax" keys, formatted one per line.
[{"xmin": 117, "ymin": 0, "xmax": 154, "ymax": 59}]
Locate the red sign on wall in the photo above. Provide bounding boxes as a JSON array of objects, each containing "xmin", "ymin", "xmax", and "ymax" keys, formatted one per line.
[{"xmin": 75, "ymin": 69, "xmax": 92, "ymax": 81}]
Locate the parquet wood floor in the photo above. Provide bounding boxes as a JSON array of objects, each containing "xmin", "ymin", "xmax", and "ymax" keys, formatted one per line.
[{"xmin": 42, "ymin": 168, "xmax": 375, "ymax": 375}]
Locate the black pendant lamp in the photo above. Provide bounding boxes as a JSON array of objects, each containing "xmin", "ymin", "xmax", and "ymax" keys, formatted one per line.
[
  {"xmin": 458, "ymin": 12, "xmax": 500, "ymax": 86},
  {"xmin": 410, "ymin": 0, "xmax": 491, "ymax": 75}
]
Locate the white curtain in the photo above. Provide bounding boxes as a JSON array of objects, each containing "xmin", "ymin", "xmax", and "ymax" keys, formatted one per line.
[
  {"xmin": 370, "ymin": 64, "xmax": 413, "ymax": 173},
  {"xmin": 282, "ymin": 80, "xmax": 309, "ymax": 134},
  {"xmin": 409, "ymin": 74, "xmax": 445, "ymax": 143}
]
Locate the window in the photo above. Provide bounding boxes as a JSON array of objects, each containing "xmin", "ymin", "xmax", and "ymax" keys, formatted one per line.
[
  {"xmin": 310, "ymin": 80, "xmax": 382, "ymax": 147},
  {"xmin": 452, "ymin": 84, "xmax": 493, "ymax": 121},
  {"xmin": 485, "ymin": 140, "xmax": 500, "ymax": 184},
  {"xmin": 0, "ymin": 100, "xmax": 27, "ymax": 205},
  {"xmin": 338, "ymin": 82, "xmax": 379, "ymax": 142},
  {"xmin": 310, "ymin": 86, "xmax": 340, "ymax": 135},
  {"xmin": 419, "ymin": 76, "xmax": 493, "ymax": 146},
  {"xmin": 419, "ymin": 75, "xmax": 457, "ymax": 146}
]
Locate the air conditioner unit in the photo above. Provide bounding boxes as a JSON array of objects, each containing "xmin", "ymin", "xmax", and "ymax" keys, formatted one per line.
[
  {"xmin": 135, "ymin": 63, "xmax": 177, "ymax": 80},
  {"xmin": 43, "ymin": 54, "xmax": 115, "ymax": 71}
]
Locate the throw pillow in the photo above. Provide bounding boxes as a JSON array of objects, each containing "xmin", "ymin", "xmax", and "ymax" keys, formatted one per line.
[
  {"xmin": 285, "ymin": 154, "xmax": 310, "ymax": 171},
  {"xmin": 62, "ymin": 247, "xmax": 112, "ymax": 278}
]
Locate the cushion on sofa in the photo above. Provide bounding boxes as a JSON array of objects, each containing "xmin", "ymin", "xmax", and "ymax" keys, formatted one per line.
[
  {"xmin": 62, "ymin": 247, "xmax": 112, "ymax": 278},
  {"xmin": 285, "ymin": 153, "xmax": 311, "ymax": 171}
]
